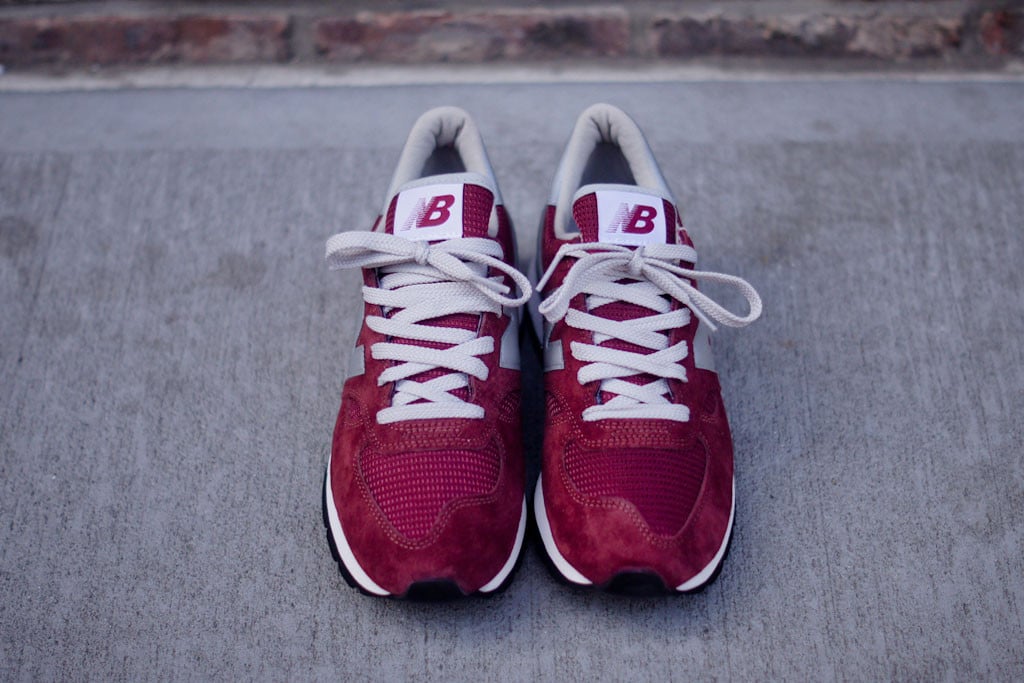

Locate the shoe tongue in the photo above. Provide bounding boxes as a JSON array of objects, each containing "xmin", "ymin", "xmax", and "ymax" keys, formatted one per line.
[
  {"xmin": 386, "ymin": 173, "xmax": 495, "ymax": 241},
  {"xmin": 382, "ymin": 173, "xmax": 496, "ymax": 406},
  {"xmin": 572, "ymin": 184, "xmax": 678, "ymax": 246},
  {"xmin": 572, "ymin": 184, "xmax": 685, "ymax": 398}
]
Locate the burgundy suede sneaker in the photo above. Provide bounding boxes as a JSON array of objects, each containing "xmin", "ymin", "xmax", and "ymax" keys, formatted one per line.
[
  {"xmin": 531, "ymin": 104, "xmax": 762, "ymax": 595},
  {"xmin": 323, "ymin": 107, "xmax": 531, "ymax": 599}
]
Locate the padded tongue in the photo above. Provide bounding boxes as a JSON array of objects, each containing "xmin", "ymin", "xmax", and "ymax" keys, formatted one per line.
[
  {"xmin": 571, "ymin": 184, "xmax": 686, "ymax": 399},
  {"xmin": 380, "ymin": 172, "xmax": 498, "ymax": 405},
  {"xmin": 572, "ymin": 184, "xmax": 677, "ymax": 246},
  {"xmin": 386, "ymin": 172, "xmax": 495, "ymax": 241}
]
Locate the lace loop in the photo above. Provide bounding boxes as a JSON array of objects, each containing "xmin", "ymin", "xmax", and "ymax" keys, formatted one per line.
[
  {"xmin": 326, "ymin": 231, "xmax": 532, "ymax": 424},
  {"xmin": 327, "ymin": 232, "xmax": 531, "ymax": 308},
  {"xmin": 538, "ymin": 242, "xmax": 759, "ymax": 332},
  {"xmin": 627, "ymin": 247, "xmax": 645, "ymax": 277},
  {"xmin": 412, "ymin": 240, "xmax": 430, "ymax": 265},
  {"xmin": 537, "ymin": 241, "xmax": 761, "ymax": 423}
]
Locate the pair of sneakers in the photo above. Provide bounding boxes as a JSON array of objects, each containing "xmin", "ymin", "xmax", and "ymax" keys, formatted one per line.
[{"xmin": 323, "ymin": 104, "xmax": 762, "ymax": 599}]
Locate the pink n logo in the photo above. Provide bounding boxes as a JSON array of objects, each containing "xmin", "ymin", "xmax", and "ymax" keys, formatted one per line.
[
  {"xmin": 401, "ymin": 194, "xmax": 456, "ymax": 231},
  {"xmin": 605, "ymin": 203, "xmax": 659, "ymax": 234},
  {"xmin": 595, "ymin": 191, "xmax": 666, "ymax": 245},
  {"xmin": 416, "ymin": 194, "xmax": 455, "ymax": 227}
]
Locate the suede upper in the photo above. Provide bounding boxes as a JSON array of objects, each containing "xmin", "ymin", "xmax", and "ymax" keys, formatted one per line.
[
  {"xmin": 537, "ymin": 194, "xmax": 736, "ymax": 589},
  {"xmin": 329, "ymin": 189, "xmax": 525, "ymax": 596}
]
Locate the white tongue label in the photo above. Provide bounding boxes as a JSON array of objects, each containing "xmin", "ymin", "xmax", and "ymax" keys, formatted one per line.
[
  {"xmin": 595, "ymin": 190, "xmax": 667, "ymax": 246},
  {"xmin": 394, "ymin": 183, "xmax": 463, "ymax": 242}
]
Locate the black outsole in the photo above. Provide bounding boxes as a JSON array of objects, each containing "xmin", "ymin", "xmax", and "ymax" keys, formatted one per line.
[
  {"xmin": 605, "ymin": 571, "xmax": 669, "ymax": 596},
  {"xmin": 321, "ymin": 472, "xmax": 524, "ymax": 600},
  {"xmin": 403, "ymin": 579, "xmax": 466, "ymax": 602},
  {"xmin": 533, "ymin": 510, "xmax": 735, "ymax": 597}
]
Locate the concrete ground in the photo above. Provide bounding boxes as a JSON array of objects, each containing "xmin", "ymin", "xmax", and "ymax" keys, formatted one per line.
[{"xmin": 1, "ymin": 68, "xmax": 1023, "ymax": 680}]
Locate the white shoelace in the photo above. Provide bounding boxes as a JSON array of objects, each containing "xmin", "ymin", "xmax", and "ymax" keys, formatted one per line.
[
  {"xmin": 537, "ymin": 242, "xmax": 762, "ymax": 423},
  {"xmin": 326, "ymin": 232, "xmax": 532, "ymax": 424}
]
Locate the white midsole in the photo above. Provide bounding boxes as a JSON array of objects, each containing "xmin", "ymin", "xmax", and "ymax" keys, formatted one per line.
[
  {"xmin": 324, "ymin": 463, "xmax": 390, "ymax": 596},
  {"xmin": 533, "ymin": 473, "xmax": 736, "ymax": 592},
  {"xmin": 533, "ymin": 477, "xmax": 592, "ymax": 585},
  {"xmin": 324, "ymin": 458, "xmax": 526, "ymax": 595},
  {"xmin": 675, "ymin": 481, "xmax": 735, "ymax": 592},
  {"xmin": 479, "ymin": 501, "xmax": 527, "ymax": 593}
]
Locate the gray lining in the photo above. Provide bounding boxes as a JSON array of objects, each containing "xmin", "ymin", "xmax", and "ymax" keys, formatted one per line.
[
  {"xmin": 383, "ymin": 106, "xmax": 502, "ymax": 216},
  {"xmin": 550, "ymin": 103, "xmax": 675, "ymax": 238}
]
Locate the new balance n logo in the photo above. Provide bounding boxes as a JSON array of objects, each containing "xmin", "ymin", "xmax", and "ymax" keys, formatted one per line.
[
  {"xmin": 595, "ymin": 190, "xmax": 668, "ymax": 246},
  {"xmin": 604, "ymin": 203, "xmax": 659, "ymax": 235},
  {"xmin": 403, "ymin": 194, "xmax": 456, "ymax": 231},
  {"xmin": 394, "ymin": 184, "xmax": 464, "ymax": 241}
]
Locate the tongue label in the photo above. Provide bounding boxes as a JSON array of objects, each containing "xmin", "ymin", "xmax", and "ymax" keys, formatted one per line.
[
  {"xmin": 595, "ymin": 190, "xmax": 667, "ymax": 246},
  {"xmin": 394, "ymin": 183, "xmax": 464, "ymax": 242}
]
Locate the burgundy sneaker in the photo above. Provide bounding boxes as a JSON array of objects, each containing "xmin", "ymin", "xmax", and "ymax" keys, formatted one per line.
[
  {"xmin": 323, "ymin": 107, "xmax": 531, "ymax": 598},
  {"xmin": 531, "ymin": 104, "xmax": 762, "ymax": 595}
]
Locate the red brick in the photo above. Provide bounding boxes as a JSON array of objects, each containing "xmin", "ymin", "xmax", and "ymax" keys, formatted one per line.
[
  {"xmin": 0, "ymin": 13, "xmax": 289, "ymax": 66},
  {"xmin": 175, "ymin": 15, "xmax": 290, "ymax": 62},
  {"xmin": 648, "ymin": 11, "xmax": 962, "ymax": 60},
  {"xmin": 846, "ymin": 15, "xmax": 961, "ymax": 58},
  {"xmin": 0, "ymin": 3, "xmax": 1014, "ymax": 68},
  {"xmin": 978, "ymin": 9, "xmax": 1024, "ymax": 56},
  {"xmin": 312, "ymin": 8, "xmax": 629, "ymax": 63}
]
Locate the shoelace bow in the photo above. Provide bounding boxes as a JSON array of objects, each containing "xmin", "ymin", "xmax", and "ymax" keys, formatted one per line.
[
  {"xmin": 537, "ymin": 242, "xmax": 762, "ymax": 423},
  {"xmin": 326, "ymin": 231, "xmax": 532, "ymax": 424}
]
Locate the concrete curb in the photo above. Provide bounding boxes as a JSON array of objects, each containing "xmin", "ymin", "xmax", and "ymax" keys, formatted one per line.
[{"xmin": 0, "ymin": 2, "xmax": 1021, "ymax": 68}]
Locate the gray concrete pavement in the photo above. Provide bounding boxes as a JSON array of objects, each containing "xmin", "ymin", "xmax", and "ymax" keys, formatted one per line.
[{"xmin": 1, "ymin": 74, "xmax": 1023, "ymax": 680}]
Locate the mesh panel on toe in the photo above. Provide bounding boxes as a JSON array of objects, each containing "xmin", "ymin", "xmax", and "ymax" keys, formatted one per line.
[
  {"xmin": 565, "ymin": 446, "xmax": 706, "ymax": 536},
  {"xmin": 362, "ymin": 445, "xmax": 501, "ymax": 540}
]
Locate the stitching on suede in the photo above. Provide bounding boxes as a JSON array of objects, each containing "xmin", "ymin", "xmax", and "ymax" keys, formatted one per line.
[
  {"xmin": 670, "ymin": 433, "xmax": 716, "ymax": 547},
  {"xmin": 558, "ymin": 424, "xmax": 706, "ymax": 548},
  {"xmin": 406, "ymin": 434, "xmax": 507, "ymax": 550},
  {"xmin": 359, "ymin": 435, "xmax": 506, "ymax": 551},
  {"xmin": 558, "ymin": 459, "xmax": 677, "ymax": 549}
]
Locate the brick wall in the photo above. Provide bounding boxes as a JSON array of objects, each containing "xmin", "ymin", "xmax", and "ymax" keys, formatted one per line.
[{"xmin": 0, "ymin": 1, "xmax": 1021, "ymax": 67}]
